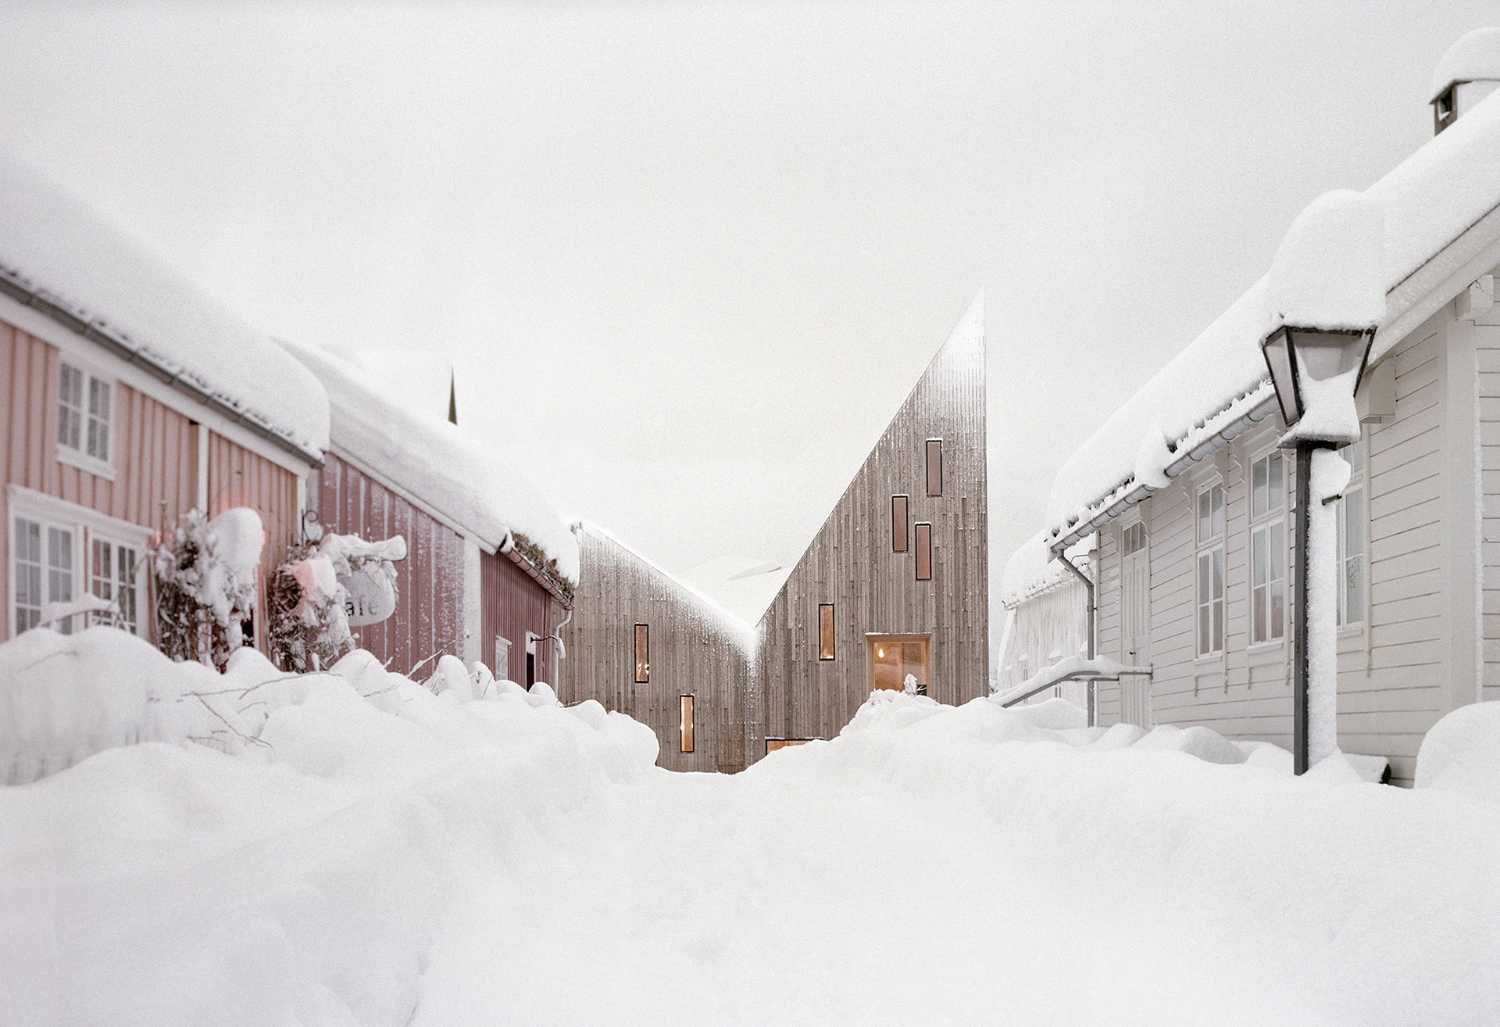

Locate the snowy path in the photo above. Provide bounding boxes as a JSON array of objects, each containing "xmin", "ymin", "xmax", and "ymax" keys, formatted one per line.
[{"xmin": 4, "ymin": 652, "xmax": 1498, "ymax": 1026}]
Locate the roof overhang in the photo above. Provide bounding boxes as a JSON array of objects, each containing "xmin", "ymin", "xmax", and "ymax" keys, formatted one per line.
[{"xmin": 0, "ymin": 269, "xmax": 324, "ymax": 467}]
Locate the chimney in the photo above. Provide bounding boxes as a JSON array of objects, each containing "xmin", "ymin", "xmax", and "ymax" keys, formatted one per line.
[{"xmin": 1430, "ymin": 28, "xmax": 1500, "ymax": 135}]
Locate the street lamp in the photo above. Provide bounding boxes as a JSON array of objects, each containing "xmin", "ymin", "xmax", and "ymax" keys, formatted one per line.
[{"xmin": 1260, "ymin": 323, "xmax": 1375, "ymax": 774}]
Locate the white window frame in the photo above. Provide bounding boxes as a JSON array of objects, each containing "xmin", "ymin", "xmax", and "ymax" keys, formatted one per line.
[
  {"xmin": 1336, "ymin": 435, "xmax": 1367, "ymax": 631},
  {"xmin": 7, "ymin": 486, "xmax": 149, "ymax": 638},
  {"xmin": 55, "ymin": 358, "xmax": 116, "ymax": 479},
  {"xmin": 1246, "ymin": 447, "xmax": 1289, "ymax": 649},
  {"xmin": 1194, "ymin": 479, "xmax": 1226, "ymax": 659}
]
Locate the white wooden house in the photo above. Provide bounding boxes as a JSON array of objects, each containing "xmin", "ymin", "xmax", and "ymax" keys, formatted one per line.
[{"xmin": 1005, "ymin": 29, "xmax": 1500, "ymax": 785}]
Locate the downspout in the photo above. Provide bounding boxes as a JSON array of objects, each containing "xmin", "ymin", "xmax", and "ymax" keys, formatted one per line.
[{"xmin": 1057, "ymin": 552, "xmax": 1097, "ymax": 725}]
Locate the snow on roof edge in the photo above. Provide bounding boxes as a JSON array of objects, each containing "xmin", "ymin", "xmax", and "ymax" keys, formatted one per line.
[
  {"xmin": 278, "ymin": 337, "xmax": 579, "ymax": 584},
  {"xmin": 576, "ymin": 520, "xmax": 757, "ymax": 656},
  {"xmin": 1430, "ymin": 27, "xmax": 1500, "ymax": 98},
  {"xmin": 999, "ymin": 532, "xmax": 1094, "ymax": 608},
  {"xmin": 0, "ymin": 150, "xmax": 329, "ymax": 461},
  {"xmin": 1044, "ymin": 85, "xmax": 1500, "ymax": 543}
]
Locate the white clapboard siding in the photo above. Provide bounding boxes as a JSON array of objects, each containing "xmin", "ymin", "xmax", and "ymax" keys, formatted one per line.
[
  {"xmin": 1477, "ymin": 311, "xmax": 1500, "ymax": 705},
  {"xmin": 1092, "ymin": 318, "xmax": 1454, "ymax": 784}
]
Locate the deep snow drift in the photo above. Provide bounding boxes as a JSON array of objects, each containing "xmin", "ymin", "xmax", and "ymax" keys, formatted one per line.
[{"xmin": 3, "ymin": 633, "xmax": 1499, "ymax": 1025}]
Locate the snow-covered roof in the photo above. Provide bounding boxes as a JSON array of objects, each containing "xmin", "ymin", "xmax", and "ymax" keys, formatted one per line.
[
  {"xmin": 999, "ymin": 532, "xmax": 1094, "ymax": 609},
  {"xmin": 577, "ymin": 521, "xmax": 756, "ymax": 656},
  {"xmin": 1045, "ymin": 83, "xmax": 1500, "ymax": 546},
  {"xmin": 278, "ymin": 338, "xmax": 579, "ymax": 584},
  {"xmin": 0, "ymin": 150, "xmax": 328, "ymax": 462},
  {"xmin": 1431, "ymin": 27, "xmax": 1500, "ymax": 99}
]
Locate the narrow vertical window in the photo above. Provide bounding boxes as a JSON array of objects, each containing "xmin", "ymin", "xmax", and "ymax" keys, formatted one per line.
[
  {"xmin": 89, "ymin": 539, "xmax": 141, "ymax": 634},
  {"xmin": 1336, "ymin": 437, "xmax": 1366, "ymax": 627},
  {"xmin": 679, "ymin": 694, "xmax": 695, "ymax": 753},
  {"xmin": 925, "ymin": 439, "xmax": 943, "ymax": 497},
  {"xmin": 86, "ymin": 376, "xmax": 112, "ymax": 461},
  {"xmin": 57, "ymin": 363, "xmax": 84, "ymax": 452},
  {"xmin": 1248, "ymin": 452, "xmax": 1287, "ymax": 645},
  {"xmin": 891, "ymin": 494, "xmax": 909, "ymax": 553},
  {"xmin": 1195, "ymin": 482, "xmax": 1225, "ymax": 656},
  {"xmin": 12, "ymin": 517, "xmax": 44, "ymax": 633},
  {"xmin": 494, "ymin": 636, "xmax": 512, "ymax": 681},
  {"xmin": 633, "ymin": 623, "xmax": 650, "ymax": 683},
  {"xmin": 914, "ymin": 522, "xmax": 933, "ymax": 581},
  {"xmin": 818, "ymin": 603, "xmax": 835, "ymax": 660}
]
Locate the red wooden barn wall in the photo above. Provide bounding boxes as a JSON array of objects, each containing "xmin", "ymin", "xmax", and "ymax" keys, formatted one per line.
[
  {"xmin": 307, "ymin": 450, "xmax": 466, "ymax": 677},
  {"xmin": 0, "ymin": 320, "xmax": 300, "ymax": 647},
  {"xmin": 480, "ymin": 548, "xmax": 558, "ymax": 685}
]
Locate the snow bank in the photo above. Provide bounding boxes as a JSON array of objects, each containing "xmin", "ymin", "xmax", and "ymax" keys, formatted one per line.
[
  {"xmin": 739, "ymin": 692, "xmax": 1500, "ymax": 1024},
  {"xmin": 0, "ymin": 627, "xmax": 658, "ymax": 1024},
  {"xmin": 278, "ymin": 338, "xmax": 578, "ymax": 583},
  {"xmin": 0, "ymin": 150, "xmax": 328, "ymax": 459},
  {"xmin": 1416, "ymin": 700, "xmax": 1500, "ymax": 803},
  {"xmin": 1431, "ymin": 26, "xmax": 1500, "ymax": 97},
  {"xmin": 1044, "ymin": 79, "xmax": 1500, "ymax": 541}
]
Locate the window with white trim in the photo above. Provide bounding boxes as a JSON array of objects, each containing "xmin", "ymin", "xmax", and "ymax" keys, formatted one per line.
[
  {"xmin": 8, "ymin": 489, "xmax": 149, "ymax": 638},
  {"xmin": 1248, "ymin": 450, "xmax": 1287, "ymax": 645},
  {"xmin": 89, "ymin": 538, "xmax": 142, "ymax": 633},
  {"xmin": 12, "ymin": 516, "xmax": 77, "ymax": 635},
  {"xmin": 1195, "ymin": 481, "xmax": 1225, "ymax": 657},
  {"xmin": 1336, "ymin": 437, "xmax": 1366, "ymax": 628},
  {"xmin": 57, "ymin": 361, "xmax": 113, "ymax": 468}
]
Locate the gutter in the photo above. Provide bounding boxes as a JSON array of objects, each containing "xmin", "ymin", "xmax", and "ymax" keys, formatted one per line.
[
  {"xmin": 1048, "ymin": 392, "xmax": 1277, "ymax": 556},
  {"xmin": 0, "ymin": 270, "xmax": 324, "ymax": 467}
]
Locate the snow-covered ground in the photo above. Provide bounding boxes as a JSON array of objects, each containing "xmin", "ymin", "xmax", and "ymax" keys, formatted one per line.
[{"xmin": 3, "ymin": 632, "xmax": 1499, "ymax": 1025}]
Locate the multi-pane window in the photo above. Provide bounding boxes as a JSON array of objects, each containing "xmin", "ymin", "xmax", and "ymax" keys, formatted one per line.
[
  {"xmin": 891, "ymin": 495, "xmax": 909, "ymax": 553},
  {"xmin": 1336, "ymin": 438, "xmax": 1366, "ymax": 627},
  {"xmin": 914, "ymin": 522, "xmax": 933, "ymax": 581},
  {"xmin": 12, "ymin": 517, "xmax": 76, "ymax": 634},
  {"xmin": 1121, "ymin": 522, "xmax": 1146, "ymax": 556},
  {"xmin": 925, "ymin": 439, "xmax": 943, "ymax": 497},
  {"xmin": 89, "ymin": 538, "xmax": 141, "ymax": 633},
  {"xmin": 818, "ymin": 603, "xmax": 835, "ymax": 660},
  {"xmin": 1248, "ymin": 451, "xmax": 1287, "ymax": 645},
  {"xmin": 57, "ymin": 361, "xmax": 112, "ymax": 466},
  {"xmin": 1195, "ymin": 482, "xmax": 1225, "ymax": 657},
  {"xmin": 679, "ymin": 695, "xmax": 695, "ymax": 753},
  {"xmin": 633, "ymin": 623, "xmax": 650, "ymax": 683}
]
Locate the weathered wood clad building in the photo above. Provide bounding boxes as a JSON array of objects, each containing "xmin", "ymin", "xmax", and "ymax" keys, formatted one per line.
[
  {"xmin": 558, "ymin": 522, "xmax": 752, "ymax": 773},
  {"xmin": 1003, "ymin": 37, "xmax": 1500, "ymax": 784},
  {"xmin": 750, "ymin": 295, "xmax": 989, "ymax": 761},
  {"xmin": 283, "ymin": 339, "xmax": 576, "ymax": 683}
]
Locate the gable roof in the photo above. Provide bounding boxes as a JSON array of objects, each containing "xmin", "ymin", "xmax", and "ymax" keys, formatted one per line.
[
  {"xmin": 278, "ymin": 337, "xmax": 579, "ymax": 585},
  {"xmin": 576, "ymin": 521, "xmax": 756, "ymax": 656},
  {"xmin": 1044, "ymin": 86, "xmax": 1500, "ymax": 553},
  {"xmin": 752, "ymin": 290, "xmax": 986, "ymax": 625},
  {"xmin": 0, "ymin": 150, "xmax": 329, "ymax": 463}
]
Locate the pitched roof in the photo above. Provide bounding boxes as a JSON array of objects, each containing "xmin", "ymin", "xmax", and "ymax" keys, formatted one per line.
[
  {"xmin": 279, "ymin": 337, "xmax": 579, "ymax": 584},
  {"xmin": 1044, "ymin": 85, "xmax": 1500, "ymax": 550},
  {"xmin": 0, "ymin": 150, "xmax": 329, "ymax": 462}
]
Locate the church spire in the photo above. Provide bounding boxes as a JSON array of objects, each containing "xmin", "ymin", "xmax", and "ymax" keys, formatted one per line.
[{"xmin": 447, "ymin": 365, "xmax": 458, "ymax": 425}]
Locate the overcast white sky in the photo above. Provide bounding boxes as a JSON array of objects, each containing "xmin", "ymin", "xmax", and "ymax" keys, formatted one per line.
[{"xmin": 0, "ymin": 1, "xmax": 1492, "ymax": 638}]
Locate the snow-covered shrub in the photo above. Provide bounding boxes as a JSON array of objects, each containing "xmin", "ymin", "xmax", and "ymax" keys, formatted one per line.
[
  {"xmin": 153, "ymin": 508, "xmax": 264, "ymax": 669},
  {"xmin": 268, "ymin": 530, "xmax": 406, "ymax": 673},
  {"xmin": 268, "ymin": 542, "xmax": 354, "ymax": 672}
]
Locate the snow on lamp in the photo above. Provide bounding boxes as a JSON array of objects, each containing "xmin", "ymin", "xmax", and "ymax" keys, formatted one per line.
[{"xmin": 1261, "ymin": 189, "xmax": 1385, "ymax": 775}]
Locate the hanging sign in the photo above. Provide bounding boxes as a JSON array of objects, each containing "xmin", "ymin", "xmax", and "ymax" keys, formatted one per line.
[{"xmin": 341, "ymin": 561, "xmax": 397, "ymax": 627}]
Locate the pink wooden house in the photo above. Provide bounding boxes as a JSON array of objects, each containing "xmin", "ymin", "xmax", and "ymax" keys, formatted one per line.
[
  {"xmin": 0, "ymin": 153, "xmax": 329, "ymax": 650},
  {"xmin": 280, "ymin": 340, "xmax": 577, "ymax": 683}
]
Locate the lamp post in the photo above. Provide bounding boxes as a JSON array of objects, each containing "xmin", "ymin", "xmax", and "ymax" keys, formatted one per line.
[{"xmin": 1259, "ymin": 325, "xmax": 1375, "ymax": 774}]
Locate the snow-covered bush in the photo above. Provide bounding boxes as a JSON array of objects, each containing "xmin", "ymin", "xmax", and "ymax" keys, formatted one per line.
[
  {"xmin": 268, "ymin": 530, "xmax": 406, "ymax": 673},
  {"xmin": 152, "ymin": 508, "xmax": 264, "ymax": 669}
]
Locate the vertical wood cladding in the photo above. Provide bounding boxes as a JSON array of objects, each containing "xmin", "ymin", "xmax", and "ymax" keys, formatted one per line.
[
  {"xmin": 1, "ymin": 321, "xmax": 297, "ymax": 650},
  {"xmin": 750, "ymin": 299, "xmax": 989, "ymax": 764},
  {"xmin": 557, "ymin": 525, "xmax": 751, "ymax": 773}
]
